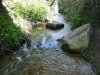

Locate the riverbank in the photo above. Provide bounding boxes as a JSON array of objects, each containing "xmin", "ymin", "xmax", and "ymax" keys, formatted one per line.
[
  {"xmin": 81, "ymin": 25, "xmax": 100, "ymax": 75},
  {"xmin": 0, "ymin": 0, "xmax": 51, "ymax": 54},
  {"xmin": 58, "ymin": 0, "xmax": 100, "ymax": 74}
]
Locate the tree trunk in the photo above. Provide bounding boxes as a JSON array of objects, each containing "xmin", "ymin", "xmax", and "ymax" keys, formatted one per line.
[
  {"xmin": 0, "ymin": 0, "xmax": 2, "ymax": 4},
  {"xmin": 49, "ymin": 0, "xmax": 55, "ymax": 6}
]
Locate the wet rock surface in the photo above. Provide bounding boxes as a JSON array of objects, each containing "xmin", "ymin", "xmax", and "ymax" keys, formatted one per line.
[
  {"xmin": 46, "ymin": 23, "xmax": 64, "ymax": 30},
  {"xmin": 81, "ymin": 26, "xmax": 100, "ymax": 75}
]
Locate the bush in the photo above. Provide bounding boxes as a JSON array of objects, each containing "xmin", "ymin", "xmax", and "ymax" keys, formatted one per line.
[
  {"xmin": 71, "ymin": 12, "xmax": 90, "ymax": 28},
  {"xmin": 58, "ymin": 0, "xmax": 90, "ymax": 28},
  {"xmin": 0, "ymin": 15, "xmax": 26, "ymax": 52},
  {"xmin": 6, "ymin": 0, "xmax": 48, "ymax": 21}
]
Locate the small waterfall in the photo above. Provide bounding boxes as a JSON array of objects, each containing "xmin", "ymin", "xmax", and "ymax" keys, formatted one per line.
[{"xmin": 53, "ymin": 2, "xmax": 58, "ymax": 14}]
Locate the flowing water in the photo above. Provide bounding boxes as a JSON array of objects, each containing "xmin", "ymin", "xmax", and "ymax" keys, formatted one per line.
[{"xmin": 0, "ymin": 2, "xmax": 97, "ymax": 75}]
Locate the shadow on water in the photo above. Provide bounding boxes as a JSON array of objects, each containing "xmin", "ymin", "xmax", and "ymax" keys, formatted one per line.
[{"xmin": 62, "ymin": 49, "xmax": 81, "ymax": 59}]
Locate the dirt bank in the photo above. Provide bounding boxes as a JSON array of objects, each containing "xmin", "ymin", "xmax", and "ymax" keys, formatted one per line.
[{"xmin": 81, "ymin": 26, "xmax": 100, "ymax": 75}]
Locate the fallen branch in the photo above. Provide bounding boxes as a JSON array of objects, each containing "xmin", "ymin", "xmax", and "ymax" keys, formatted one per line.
[{"xmin": 49, "ymin": 0, "xmax": 55, "ymax": 6}]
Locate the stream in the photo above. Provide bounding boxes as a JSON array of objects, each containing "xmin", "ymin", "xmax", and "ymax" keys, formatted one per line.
[{"xmin": 0, "ymin": 2, "xmax": 97, "ymax": 75}]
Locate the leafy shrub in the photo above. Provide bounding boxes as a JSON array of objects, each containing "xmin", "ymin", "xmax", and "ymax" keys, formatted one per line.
[
  {"xmin": 0, "ymin": 15, "xmax": 26, "ymax": 52},
  {"xmin": 71, "ymin": 12, "xmax": 90, "ymax": 28},
  {"xmin": 58, "ymin": 0, "xmax": 90, "ymax": 28},
  {"xmin": 6, "ymin": 0, "xmax": 48, "ymax": 21}
]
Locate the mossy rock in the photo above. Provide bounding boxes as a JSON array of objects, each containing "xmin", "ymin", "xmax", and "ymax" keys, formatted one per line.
[{"xmin": 46, "ymin": 23, "xmax": 64, "ymax": 30}]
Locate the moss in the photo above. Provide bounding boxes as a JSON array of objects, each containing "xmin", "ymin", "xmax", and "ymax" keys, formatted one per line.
[{"xmin": 61, "ymin": 40, "xmax": 80, "ymax": 53}]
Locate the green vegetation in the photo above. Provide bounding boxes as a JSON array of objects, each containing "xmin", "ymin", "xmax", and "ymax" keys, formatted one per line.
[
  {"xmin": 0, "ymin": 15, "xmax": 26, "ymax": 53},
  {"xmin": 0, "ymin": 0, "xmax": 49, "ymax": 54},
  {"xmin": 58, "ymin": 0, "xmax": 91, "ymax": 28},
  {"xmin": 6, "ymin": 0, "xmax": 48, "ymax": 21}
]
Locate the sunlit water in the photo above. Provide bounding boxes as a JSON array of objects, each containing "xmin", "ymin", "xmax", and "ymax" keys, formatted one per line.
[{"xmin": 0, "ymin": 2, "xmax": 97, "ymax": 75}]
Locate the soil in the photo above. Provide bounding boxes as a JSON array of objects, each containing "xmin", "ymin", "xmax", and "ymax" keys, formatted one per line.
[{"xmin": 81, "ymin": 26, "xmax": 100, "ymax": 75}]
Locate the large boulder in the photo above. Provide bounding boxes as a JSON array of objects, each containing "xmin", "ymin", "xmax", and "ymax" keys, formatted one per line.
[
  {"xmin": 46, "ymin": 22, "xmax": 64, "ymax": 30},
  {"xmin": 61, "ymin": 23, "xmax": 93, "ymax": 52}
]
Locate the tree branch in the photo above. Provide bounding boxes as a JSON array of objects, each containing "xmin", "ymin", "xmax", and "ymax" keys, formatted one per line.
[{"xmin": 49, "ymin": 0, "xmax": 55, "ymax": 6}]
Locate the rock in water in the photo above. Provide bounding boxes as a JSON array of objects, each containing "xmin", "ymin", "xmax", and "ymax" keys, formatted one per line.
[
  {"xmin": 46, "ymin": 23, "xmax": 64, "ymax": 30},
  {"xmin": 27, "ymin": 34, "xmax": 31, "ymax": 47},
  {"xmin": 61, "ymin": 23, "xmax": 93, "ymax": 52}
]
